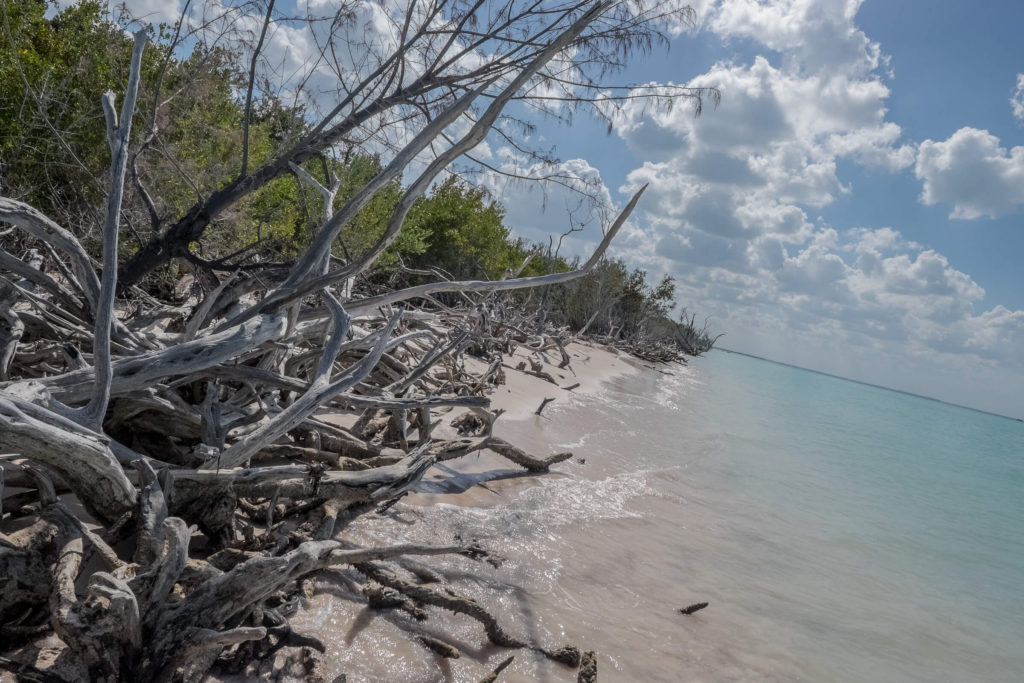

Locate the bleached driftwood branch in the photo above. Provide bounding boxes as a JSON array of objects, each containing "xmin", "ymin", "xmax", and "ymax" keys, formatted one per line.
[{"xmin": 0, "ymin": 3, "xmax": 671, "ymax": 679}]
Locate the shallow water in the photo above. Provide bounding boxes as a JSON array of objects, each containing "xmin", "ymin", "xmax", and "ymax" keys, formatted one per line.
[{"xmin": 298, "ymin": 349, "xmax": 1024, "ymax": 682}]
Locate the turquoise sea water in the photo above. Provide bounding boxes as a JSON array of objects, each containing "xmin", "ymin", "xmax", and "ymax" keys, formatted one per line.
[
  {"xmin": 302, "ymin": 347, "xmax": 1024, "ymax": 682},
  {"xmin": 525, "ymin": 348, "xmax": 1024, "ymax": 681},
  {"xmin": 674, "ymin": 349, "xmax": 1024, "ymax": 681}
]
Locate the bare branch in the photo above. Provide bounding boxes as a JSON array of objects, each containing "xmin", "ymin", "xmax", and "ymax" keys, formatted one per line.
[
  {"xmin": 240, "ymin": 0, "xmax": 277, "ymax": 179},
  {"xmin": 81, "ymin": 27, "xmax": 148, "ymax": 431}
]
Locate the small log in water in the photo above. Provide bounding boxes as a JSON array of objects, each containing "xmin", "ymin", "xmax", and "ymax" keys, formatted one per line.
[
  {"xmin": 478, "ymin": 655, "xmax": 515, "ymax": 683},
  {"xmin": 535, "ymin": 397, "xmax": 556, "ymax": 416},
  {"xmin": 679, "ymin": 601, "xmax": 710, "ymax": 615}
]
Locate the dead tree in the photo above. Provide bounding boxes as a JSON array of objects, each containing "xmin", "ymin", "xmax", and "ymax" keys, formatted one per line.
[
  {"xmin": 113, "ymin": 0, "xmax": 713, "ymax": 286},
  {"xmin": 0, "ymin": 1, "xmax": 716, "ymax": 679}
]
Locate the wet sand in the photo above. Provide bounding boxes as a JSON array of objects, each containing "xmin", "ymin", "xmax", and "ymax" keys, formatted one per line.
[{"xmin": 285, "ymin": 342, "xmax": 657, "ymax": 682}]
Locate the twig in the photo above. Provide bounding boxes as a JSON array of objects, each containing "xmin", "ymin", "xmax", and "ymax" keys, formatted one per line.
[{"xmin": 535, "ymin": 397, "xmax": 555, "ymax": 416}]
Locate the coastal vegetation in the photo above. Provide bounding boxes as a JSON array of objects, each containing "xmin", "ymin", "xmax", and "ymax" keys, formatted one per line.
[{"xmin": 0, "ymin": 1, "xmax": 719, "ymax": 680}]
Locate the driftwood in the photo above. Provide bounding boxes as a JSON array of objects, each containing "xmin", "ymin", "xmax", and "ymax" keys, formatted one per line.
[
  {"xmin": 0, "ymin": 3, "xmax": 720, "ymax": 679},
  {"xmin": 679, "ymin": 601, "xmax": 709, "ymax": 615},
  {"xmin": 0, "ymin": 33, "xmax": 643, "ymax": 676},
  {"xmin": 419, "ymin": 635, "xmax": 461, "ymax": 659},
  {"xmin": 535, "ymin": 397, "xmax": 556, "ymax": 416},
  {"xmin": 479, "ymin": 655, "xmax": 515, "ymax": 683},
  {"xmin": 578, "ymin": 651, "xmax": 598, "ymax": 682}
]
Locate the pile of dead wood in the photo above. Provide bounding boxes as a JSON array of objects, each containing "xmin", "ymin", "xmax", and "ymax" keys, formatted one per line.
[
  {"xmin": 0, "ymin": 15, "xmax": 662, "ymax": 678},
  {"xmin": 0, "ymin": 207, "xmax": 634, "ymax": 682},
  {"xmin": 0, "ymin": 181, "xmax": 640, "ymax": 681}
]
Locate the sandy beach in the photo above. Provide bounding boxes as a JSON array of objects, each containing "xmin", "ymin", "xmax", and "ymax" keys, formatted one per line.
[
  {"xmin": 277, "ymin": 340, "xmax": 647, "ymax": 682},
  {"xmin": 409, "ymin": 340, "xmax": 641, "ymax": 502}
]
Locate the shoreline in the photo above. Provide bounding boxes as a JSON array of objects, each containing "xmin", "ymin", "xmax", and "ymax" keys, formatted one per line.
[
  {"xmin": 279, "ymin": 340, "xmax": 654, "ymax": 682},
  {"xmin": 486, "ymin": 339, "xmax": 641, "ymax": 421},
  {"xmin": 406, "ymin": 339, "xmax": 641, "ymax": 509},
  {"xmin": 276, "ymin": 339, "xmax": 1024, "ymax": 683}
]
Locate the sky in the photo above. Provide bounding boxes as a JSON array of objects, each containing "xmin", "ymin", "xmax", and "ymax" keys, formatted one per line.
[
  {"xmin": 69, "ymin": 0, "xmax": 1024, "ymax": 418},
  {"xmin": 484, "ymin": 0, "xmax": 1024, "ymax": 418}
]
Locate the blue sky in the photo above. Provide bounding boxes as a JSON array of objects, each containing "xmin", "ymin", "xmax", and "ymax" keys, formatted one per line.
[
  {"xmin": 485, "ymin": 0, "xmax": 1024, "ymax": 417},
  {"xmin": 84, "ymin": 0, "xmax": 1024, "ymax": 417}
]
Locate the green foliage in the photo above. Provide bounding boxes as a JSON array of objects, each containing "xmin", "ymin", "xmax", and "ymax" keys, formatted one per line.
[
  {"xmin": 332, "ymin": 154, "xmax": 423, "ymax": 269},
  {"xmin": 0, "ymin": 1, "xmax": 708, "ymax": 350},
  {"xmin": 405, "ymin": 177, "xmax": 515, "ymax": 279},
  {"xmin": 0, "ymin": 0, "xmax": 141, "ymax": 232},
  {"xmin": 546, "ymin": 257, "xmax": 681, "ymax": 342},
  {"xmin": 0, "ymin": 0, "xmax": 310, "ymax": 262}
]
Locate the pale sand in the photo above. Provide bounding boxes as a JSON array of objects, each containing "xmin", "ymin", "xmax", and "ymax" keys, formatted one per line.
[
  {"xmin": 280, "ymin": 341, "xmax": 646, "ymax": 682},
  {"xmin": 484, "ymin": 340, "xmax": 638, "ymax": 421},
  {"xmin": 313, "ymin": 339, "xmax": 634, "ymax": 429},
  {"xmin": 311, "ymin": 339, "xmax": 639, "ymax": 509},
  {"xmin": 407, "ymin": 340, "xmax": 639, "ymax": 509}
]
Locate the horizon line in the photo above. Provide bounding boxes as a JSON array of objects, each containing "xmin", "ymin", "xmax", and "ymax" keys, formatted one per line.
[{"xmin": 713, "ymin": 347, "xmax": 1023, "ymax": 423}]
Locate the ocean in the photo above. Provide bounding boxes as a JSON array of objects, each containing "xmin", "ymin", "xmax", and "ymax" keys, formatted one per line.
[
  {"xmin": 624, "ymin": 349, "xmax": 1024, "ymax": 682},
  {"xmin": 298, "ymin": 348, "xmax": 1024, "ymax": 682}
]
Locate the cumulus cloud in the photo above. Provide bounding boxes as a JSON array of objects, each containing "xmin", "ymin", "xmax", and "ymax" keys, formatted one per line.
[
  {"xmin": 915, "ymin": 127, "xmax": 1024, "ymax": 219},
  {"xmin": 710, "ymin": 0, "xmax": 883, "ymax": 76},
  {"xmin": 613, "ymin": 40, "xmax": 911, "ymax": 272},
  {"xmin": 1012, "ymin": 74, "xmax": 1024, "ymax": 123},
  {"xmin": 672, "ymin": 224, "xmax": 1024, "ymax": 371},
  {"xmin": 613, "ymin": 0, "xmax": 914, "ymax": 263},
  {"xmin": 600, "ymin": 0, "xmax": 1023, "ymax": 391}
]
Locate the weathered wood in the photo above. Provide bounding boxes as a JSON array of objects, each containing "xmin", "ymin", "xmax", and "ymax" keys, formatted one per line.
[
  {"xmin": 419, "ymin": 635, "xmax": 460, "ymax": 659},
  {"xmin": 214, "ymin": 309, "xmax": 396, "ymax": 469},
  {"xmin": 478, "ymin": 655, "xmax": 515, "ymax": 683},
  {"xmin": 81, "ymin": 28, "xmax": 147, "ymax": 431},
  {"xmin": 46, "ymin": 499, "xmax": 140, "ymax": 680},
  {"xmin": 485, "ymin": 436, "xmax": 572, "ymax": 472},
  {"xmin": 29, "ymin": 312, "xmax": 288, "ymax": 404},
  {"xmin": 143, "ymin": 540, "xmax": 480, "ymax": 677},
  {"xmin": 679, "ymin": 601, "xmax": 709, "ymax": 615},
  {"xmin": 0, "ymin": 248, "xmax": 86, "ymax": 320},
  {"xmin": 355, "ymin": 561, "xmax": 527, "ymax": 648},
  {"xmin": 0, "ymin": 197, "xmax": 101, "ymax": 311},
  {"xmin": 0, "ymin": 514, "xmax": 60, "ymax": 616},
  {"xmin": 0, "ymin": 281, "xmax": 24, "ymax": 381},
  {"xmin": 170, "ymin": 449, "xmax": 436, "ymax": 500},
  {"xmin": 535, "ymin": 397, "xmax": 556, "ymax": 416},
  {"xmin": 578, "ymin": 651, "xmax": 598, "ymax": 682},
  {"xmin": 0, "ymin": 393, "xmax": 135, "ymax": 523}
]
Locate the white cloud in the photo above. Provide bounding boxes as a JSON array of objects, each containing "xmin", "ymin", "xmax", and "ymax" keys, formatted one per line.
[
  {"xmin": 915, "ymin": 127, "xmax": 1024, "ymax": 219},
  {"xmin": 826, "ymin": 122, "xmax": 916, "ymax": 172},
  {"xmin": 618, "ymin": 58, "xmax": 908, "ymax": 196},
  {"xmin": 965, "ymin": 306, "xmax": 1024, "ymax": 359},
  {"xmin": 1012, "ymin": 74, "xmax": 1024, "ymax": 124},
  {"xmin": 474, "ymin": 154, "xmax": 649, "ymax": 261},
  {"xmin": 673, "ymin": 224, "xmax": 1024, "ymax": 374},
  {"xmin": 710, "ymin": 0, "xmax": 882, "ymax": 76},
  {"xmin": 613, "ymin": 44, "xmax": 911, "ymax": 274},
  {"xmin": 600, "ymin": 1, "xmax": 1024, "ymax": 407}
]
